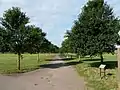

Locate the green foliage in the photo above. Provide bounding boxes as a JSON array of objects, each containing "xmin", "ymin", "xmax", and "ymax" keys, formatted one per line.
[
  {"xmin": 0, "ymin": 7, "xmax": 29, "ymax": 54},
  {"xmin": 25, "ymin": 25, "xmax": 46, "ymax": 54},
  {"xmin": 61, "ymin": 0, "xmax": 120, "ymax": 63},
  {"xmin": 60, "ymin": 37, "xmax": 73, "ymax": 53},
  {"xmin": 40, "ymin": 38, "xmax": 59, "ymax": 53},
  {"xmin": 0, "ymin": 27, "xmax": 11, "ymax": 52},
  {"xmin": 0, "ymin": 7, "xmax": 59, "ymax": 70}
]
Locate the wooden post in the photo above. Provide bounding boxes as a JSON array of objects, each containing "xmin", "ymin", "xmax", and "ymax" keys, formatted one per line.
[
  {"xmin": 100, "ymin": 68, "xmax": 101, "ymax": 77},
  {"xmin": 117, "ymin": 48, "xmax": 120, "ymax": 90},
  {"xmin": 104, "ymin": 68, "xmax": 105, "ymax": 78},
  {"xmin": 99, "ymin": 64, "xmax": 106, "ymax": 79}
]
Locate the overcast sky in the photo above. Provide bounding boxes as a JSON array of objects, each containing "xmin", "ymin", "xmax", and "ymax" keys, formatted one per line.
[{"xmin": 0, "ymin": 0, "xmax": 120, "ymax": 46}]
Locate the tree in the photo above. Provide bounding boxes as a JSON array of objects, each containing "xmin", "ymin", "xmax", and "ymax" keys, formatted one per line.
[
  {"xmin": 25, "ymin": 25, "xmax": 46, "ymax": 62},
  {"xmin": 60, "ymin": 38, "xmax": 70, "ymax": 53},
  {"xmin": 64, "ymin": 21, "xmax": 89, "ymax": 59},
  {"xmin": 49, "ymin": 44, "xmax": 59, "ymax": 53},
  {"xmin": 62, "ymin": 0, "xmax": 120, "ymax": 63},
  {"xmin": 80, "ymin": 0, "xmax": 120, "ymax": 63},
  {"xmin": 40, "ymin": 38, "xmax": 59, "ymax": 53},
  {"xmin": 0, "ymin": 7, "xmax": 29, "ymax": 70}
]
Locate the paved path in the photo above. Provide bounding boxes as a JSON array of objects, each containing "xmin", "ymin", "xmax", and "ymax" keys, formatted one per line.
[{"xmin": 0, "ymin": 56, "xmax": 85, "ymax": 90}]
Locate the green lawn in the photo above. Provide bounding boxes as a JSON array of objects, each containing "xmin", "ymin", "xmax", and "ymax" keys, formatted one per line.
[
  {"xmin": 0, "ymin": 53, "xmax": 56, "ymax": 74},
  {"xmin": 64, "ymin": 54, "xmax": 118, "ymax": 90}
]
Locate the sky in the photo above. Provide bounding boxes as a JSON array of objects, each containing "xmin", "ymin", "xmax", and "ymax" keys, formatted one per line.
[{"xmin": 0, "ymin": 0, "xmax": 120, "ymax": 47}]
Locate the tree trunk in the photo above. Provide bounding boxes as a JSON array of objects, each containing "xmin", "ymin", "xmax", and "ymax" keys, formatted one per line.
[
  {"xmin": 90, "ymin": 56, "xmax": 92, "ymax": 60},
  {"xmin": 79, "ymin": 55, "xmax": 81, "ymax": 62},
  {"xmin": 71, "ymin": 55, "xmax": 72, "ymax": 59},
  {"xmin": 100, "ymin": 53, "xmax": 103, "ymax": 64},
  {"xmin": 18, "ymin": 53, "xmax": 21, "ymax": 70},
  {"xmin": 38, "ymin": 53, "xmax": 40, "ymax": 63},
  {"xmin": 66, "ymin": 53, "xmax": 68, "ymax": 58}
]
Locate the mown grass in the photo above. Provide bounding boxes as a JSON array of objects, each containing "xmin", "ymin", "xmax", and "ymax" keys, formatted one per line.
[
  {"xmin": 64, "ymin": 54, "xmax": 117, "ymax": 90},
  {"xmin": 0, "ymin": 53, "xmax": 56, "ymax": 74}
]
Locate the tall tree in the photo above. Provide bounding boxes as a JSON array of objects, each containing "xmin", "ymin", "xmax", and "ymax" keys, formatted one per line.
[
  {"xmin": 80, "ymin": 0, "xmax": 120, "ymax": 63},
  {"xmin": 25, "ymin": 25, "xmax": 46, "ymax": 62},
  {"xmin": 0, "ymin": 7, "xmax": 29, "ymax": 70},
  {"xmin": 60, "ymin": 38, "xmax": 71, "ymax": 54},
  {"xmin": 63, "ymin": 0, "xmax": 120, "ymax": 63}
]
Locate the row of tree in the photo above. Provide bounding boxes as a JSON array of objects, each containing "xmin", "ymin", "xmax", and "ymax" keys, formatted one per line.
[
  {"xmin": 60, "ymin": 0, "xmax": 120, "ymax": 63},
  {"xmin": 0, "ymin": 7, "xmax": 59, "ymax": 70}
]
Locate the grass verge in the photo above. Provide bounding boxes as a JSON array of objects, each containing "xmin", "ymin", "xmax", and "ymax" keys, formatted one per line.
[
  {"xmin": 0, "ymin": 53, "xmax": 56, "ymax": 74},
  {"xmin": 64, "ymin": 54, "xmax": 118, "ymax": 90}
]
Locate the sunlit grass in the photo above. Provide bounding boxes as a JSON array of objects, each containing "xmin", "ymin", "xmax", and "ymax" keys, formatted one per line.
[
  {"xmin": 0, "ymin": 53, "xmax": 56, "ymax": 74},
  {"xmin": 64, "ymin": 54, "xmax": 118, "ymax": 90}
]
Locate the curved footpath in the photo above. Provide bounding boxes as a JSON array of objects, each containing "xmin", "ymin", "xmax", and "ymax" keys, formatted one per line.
[{"xmin": 0, "ymin": 55, "xmax": 86, "ymax": 90}]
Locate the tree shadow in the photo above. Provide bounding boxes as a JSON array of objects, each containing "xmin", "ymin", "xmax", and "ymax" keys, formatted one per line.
[
  {"xmin": 66, "ymin": 61, "xmax": 83, "ymax": 65},
  {"xmin": 107, "ymin": 73, "xmax": 113, "ymax": 76},
  {"xmin": 83, "ymin": 58, "xmax": 101, "ymax": 62},
  {"xmin": 45, "ymin": 58, "xmax": 76, "ymax": 61},
  {"xmin": 90, "ymin": 61, "xmax": 117, "ymax": 69},
  {"xmin": 40, "ymin": 61, "xmax": 82, "ymax": 69}
]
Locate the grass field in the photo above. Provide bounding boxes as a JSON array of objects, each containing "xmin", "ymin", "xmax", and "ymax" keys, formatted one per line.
[
  {"xmin": 64, "ymin": 54, "xmax": 118, "ymax": 90},
  {"xmin": 0, "ymin": 53, "xmax": 56, "ymax": 74}
]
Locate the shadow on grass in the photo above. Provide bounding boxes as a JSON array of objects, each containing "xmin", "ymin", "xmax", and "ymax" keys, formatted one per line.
[
  {"xmin": 83, "ymin": 58, "xmax": 101, "ymax": 62},
  {"xmin": 40, "ymin": 61, "xmax": 82, "ymax": 69},
  {"xmin": 107, "ymin": 73, "xmax": 113, "ymax": 76},
  {"xmin": 90, "ymin": 61, "xmax": 117, "ymax": 69},
  {"xmin": 46, "ymin": 58, "xmax": 76, "ymax": 61},
  {"xmin": 4, "ymin": 67, "xmax": 41, "ymax": 76}
]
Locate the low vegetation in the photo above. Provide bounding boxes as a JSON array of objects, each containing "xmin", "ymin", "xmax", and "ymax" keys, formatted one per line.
[
  {"xmin": 0, "ymin": 53, "xmax": 56, "ymax": 74},
  {"xmin": 64, "ymin": 54, "xmax": 117, "ymax": 90}
]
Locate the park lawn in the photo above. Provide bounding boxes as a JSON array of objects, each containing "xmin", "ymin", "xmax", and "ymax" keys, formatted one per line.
[
  {"xmin": 0, "ymin": 53, "xmax": 56, "ymax": 74},
  {"xmin": 65, "ymin": 54, "xmax": 117, "ymax": 90}
]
